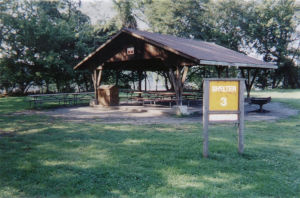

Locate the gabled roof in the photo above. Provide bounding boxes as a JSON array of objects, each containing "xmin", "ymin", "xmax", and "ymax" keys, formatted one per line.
[{"xmin": 74, "ymin": 28, "xmax": 277, "ymax": 70}]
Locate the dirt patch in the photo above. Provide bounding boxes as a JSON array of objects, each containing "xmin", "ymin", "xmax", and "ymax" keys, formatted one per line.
[
  {"xmin": 14, "ymin": 102, "xmax": 298, "ymax": 125},
  {"xmin": 42, "ymin": 105, "xmax": 202, "ymax": 125},
  {"xmin": 245, "ymin": 102, "xmax": 298, "ymax": 122},
  {"xmin": 0, "ymin": 130, "xmax": 16, "ymax": 137}
]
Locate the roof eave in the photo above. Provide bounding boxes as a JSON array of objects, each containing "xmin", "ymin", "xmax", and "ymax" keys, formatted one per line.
[
  {"xmin": 73, "ymin": 30, "xmax": 124, "ymax": 70},
  {"xmin": 199, "ymin": 60, "xmax": 278, "ymax": 69},
  {"xmin": 74, "ymin": 28, "xmax": 278, "ymax": 70}
]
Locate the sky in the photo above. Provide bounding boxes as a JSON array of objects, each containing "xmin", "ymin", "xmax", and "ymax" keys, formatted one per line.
[
  {"xmin": 79, "ymin": 0, "xmax": 149, "ymax": 29},
  {"xmin": 79, "ymin": 0, "xmax": 116, "ymax": 24}
]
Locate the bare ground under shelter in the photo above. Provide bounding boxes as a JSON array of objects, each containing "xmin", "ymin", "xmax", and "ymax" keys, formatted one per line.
[{"xmin": 20, "ymin": 102, "xmax": 298, "ymax": 125}]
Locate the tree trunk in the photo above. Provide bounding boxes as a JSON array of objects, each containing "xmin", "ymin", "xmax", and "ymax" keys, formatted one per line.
[
  {"xmin": 240, "ymin": 68, "xmax": 258, "ymax": 99},
  {"xmin": 168, "ymin": 66, "xmax": 188, "ymax": 106},
  {"xmin": 166, "ymin": 72, "xmax": 174, "ymax": 91},
  {"xmin": 56, "ymin": 81, "xmax": 61, "ymax": 93},
  {"xmin": 163, "ymin": 72, "xmax": 170, "ymax": 90},
  {"xmin": 45, "ymin": 82, "xmax": 49, "ymax": 93}
]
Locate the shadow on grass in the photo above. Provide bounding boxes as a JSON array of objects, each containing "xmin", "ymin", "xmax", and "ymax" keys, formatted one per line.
[{"xmin": 0, "ymin": 115, "xmax": 299, "ymax": 197}]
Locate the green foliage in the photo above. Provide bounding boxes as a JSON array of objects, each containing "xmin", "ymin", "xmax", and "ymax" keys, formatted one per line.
[
  {"xmin": 0, "ymin": 0, "xmax": 299, "ymax": 94},
  {"xmin": 0, "ymin": 0, "xmax": 105, "ymax": 94},
  {"xmin": 113, "ymin": 0, "xmax": 137, "ymax": 29},
  {"xmin": 143, "ymin": 0, "xmax": 209, "ymax": 38},
  {"xmin": 140, "ymin": 0, "xmax": 298, "ymax": 88},
  {"xmin": 250, "ymin": 0, "xmax": 298, "ymax": 88}
]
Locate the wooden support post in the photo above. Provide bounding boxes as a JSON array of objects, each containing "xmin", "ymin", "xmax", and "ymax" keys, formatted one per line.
[
  {"xmin": 182, "ymin": 66, "xmax": 189, "ymax": 84},
  {"xmin": 92, "ymin": 69, "xmax": 98, "ymax": 105},
  {"xmin": 176, "ymin": 66, "xmax": 183, "ymax": 106},
  {"xmin": 169, "ymin": 68, "xmax": 178, "ymax": 105},
  {"xmin": 238, "ymin": 80, "xmax": 245, "ymax": 154},
  {"xmin": 97, "ymin": 67, "xmax": 103, "ymax": 105},
  {"xmin": 138, "ymin": 70, "xmax": 142, "ymax": 97},
  {"xmin": 144, "ymin": 71, "xmax": 147, "ymax": 91},
  {"xmin": 203, "ymin": 80, "xmax": 209, "ymax": 158},
  {"xmin": 91, "ymin": 71, "xmax": 96, "ymax": 89},
  {"xmin": 132, "ymin": 71, "xmax": 135, "ymax": 90},
  {"xmin": 91, "ymin": 66, "xmax": 103, "ymax": 105},
  {"xmin": 97, "ymin": 66, "xmax": 103, "ymax": 88}
]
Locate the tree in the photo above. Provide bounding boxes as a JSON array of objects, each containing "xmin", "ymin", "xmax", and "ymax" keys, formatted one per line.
[
  {"xmin": 112, "ymin": 0, "xmax": 137, "ymax": 29},
  {"xmin": 0, "ymin": 0, "xmax": 103, "ymax": 93},
  {"xmin": 250, "ymin": 0, "xmax": 298, "ymax": 88},
  {"xmin": 138, "ymin": 0, "xmax": 299, "ymax": 91},
  {"xmin": 142, "ymin": 0, "xmax": 209, "ymax": 38}
]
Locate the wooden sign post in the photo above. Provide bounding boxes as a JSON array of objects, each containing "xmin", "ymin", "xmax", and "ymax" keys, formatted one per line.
[{"xmin": 203, "ymin": 78, "xmax": 245, "ymax": 158}]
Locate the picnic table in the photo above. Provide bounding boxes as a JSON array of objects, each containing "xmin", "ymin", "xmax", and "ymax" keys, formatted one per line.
[
  {"xmin": 28, "ymin": 92, "xmax": 94, "ymax": 108},
  {"xmin": 123, "ymin": 90, "xmax": 202, "ymax": 107}
]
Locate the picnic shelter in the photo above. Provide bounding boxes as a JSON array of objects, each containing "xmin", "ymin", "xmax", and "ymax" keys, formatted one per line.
[{"xmin": 74, "ymin": 28, "xmax": 277, "ymax": 105}]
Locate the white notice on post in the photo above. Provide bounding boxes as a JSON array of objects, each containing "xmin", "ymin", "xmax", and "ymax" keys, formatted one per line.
[{"xmin": 209, "ymin": 114, "xmax": 238, "ymax": 122}]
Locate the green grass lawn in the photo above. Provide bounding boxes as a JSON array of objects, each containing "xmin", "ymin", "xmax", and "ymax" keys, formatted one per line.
[{"xmin": 0, "ymin": 90, "xmax": 300, "ymax": 197}]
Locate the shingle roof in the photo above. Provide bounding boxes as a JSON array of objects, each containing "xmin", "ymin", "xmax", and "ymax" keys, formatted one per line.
[
  {"xmin": 124, "ymin": 28, "xmax": 277, "ymax": 69},
  {"xmin": 74, "ymin": 28, "xmax": 277, "ymax": 70}
]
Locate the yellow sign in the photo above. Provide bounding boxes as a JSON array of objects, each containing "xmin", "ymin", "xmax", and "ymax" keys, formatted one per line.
[{"xmin": 209, "ymin": 81, "xmax": 239, "ymax": 111}]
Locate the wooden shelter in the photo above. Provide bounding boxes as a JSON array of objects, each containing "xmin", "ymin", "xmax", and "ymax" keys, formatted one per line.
[{"xmin": 74, "ymin": 28, "xmax": 277, "ymax": 105}]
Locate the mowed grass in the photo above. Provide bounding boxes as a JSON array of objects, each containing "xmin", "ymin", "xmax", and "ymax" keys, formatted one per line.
[
  {"xmin": 252, "ymin": 89, "xmax": 300, "ymax": 109},
  {"xmin": 0, "ymin": 96, "xmax": 29, "ymax": 114},
  {"xmin": 0, "ymin": 91, "xmax": 300, "ymax": 197},
  {"xmin": 0, "ymin": 96, "xmax": 87, "ymax": 114}
]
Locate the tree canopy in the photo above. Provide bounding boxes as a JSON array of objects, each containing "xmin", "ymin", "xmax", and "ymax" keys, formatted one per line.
[{"xmin": 0, "ymin": 0, "xmax": 299, "ymax": 94}]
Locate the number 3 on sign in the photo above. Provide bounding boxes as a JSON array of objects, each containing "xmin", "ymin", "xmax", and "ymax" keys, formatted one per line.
[{"xmin": 220, "ymin": 97, "xmax": 227, "ymax": 107}]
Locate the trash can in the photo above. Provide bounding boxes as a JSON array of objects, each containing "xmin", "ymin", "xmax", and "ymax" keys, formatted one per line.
[{"xmin": 97, "ymin": 85, "xmax": 119, "ymax": 106}]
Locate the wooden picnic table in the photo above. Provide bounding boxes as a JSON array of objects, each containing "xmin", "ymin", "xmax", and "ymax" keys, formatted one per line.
[
  {"xmin": 154, "ymin": 92, "xmax": 198, "ymax": 99},
  {"xmin": 28, "ymin": 92, "xmax": 94, "ymax": 108},
  {"xmin": 148, "ymin": 92, "xmax": 200, "ymax": 106},
  {"xmin": 120, "ymin": 90, "xmax": 202, "ymax": 107}
]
